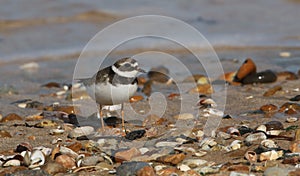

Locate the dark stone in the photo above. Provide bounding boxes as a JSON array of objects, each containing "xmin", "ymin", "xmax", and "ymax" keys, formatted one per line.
[
  {"xmin": 265, "ymin": 121, "xmax": 284, "ymax": 131},
  {"xmin": 125, "ymin": 130, "xmax": 146, "ymax": 140},
  {"xmin": 5, "ymin": 170, "xmax": 50, "ymax": 176},
  {"xmin": 68, "ymin": 114, "xmax": 80, "ymax": 127},
  {"xmin": 290, "ymin": 95, "xmax": 300, "ymax": 101},
  {"xmin": 238, "ymin": 126, "xmax": 254, "ymax": 136},
  {"xmin": 116, "ymin": 161, "xmax": 149, "ymax": 176},
  {"xmin": 104, "ymin": 116, "xmax": 125, "ymax": 127},
  {"xmin": 242, "ymin": 70, "xmax": 277, "ymax": 84}
]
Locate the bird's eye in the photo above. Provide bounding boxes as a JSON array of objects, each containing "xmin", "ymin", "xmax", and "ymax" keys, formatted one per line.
[{"xmin": 124, "ymin": 63, "xmax": 131, "ymax": 67}]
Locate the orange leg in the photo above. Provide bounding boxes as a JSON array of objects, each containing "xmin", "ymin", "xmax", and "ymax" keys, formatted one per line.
[
  {"xmin": 121, "ymin": 103, "xmax": 126, "ymax": 133},
  {"xmin": 99, "ymin": 105, "xmax": 105, "ymax": 130}
]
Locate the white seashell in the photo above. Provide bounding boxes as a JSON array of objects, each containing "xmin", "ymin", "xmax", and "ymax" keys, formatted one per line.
[
  {"xmin": 21, "ymin": 151, "xmax": 31, "ymax": 166},
  {"xmin": 286, "ymin": 116, "xmax": 298, "ymax": 123},
  {"xmin": 34, "ymin": 146, "xmax": 52, "ymax": 156},
  {"xmin": 50, "ymin": 129, "xmax": 65, "ymax": 135},
  {"xmin": 230, "ymin": 140, "xmax": 242, "ymax": 150},
  {"xmin": 195, "ymin": 151, "xmax": 207, "ymax": 157},
  {"xmin": 227, "ymin": 127, "xmax": 240, "ymax": 136},
  {"xmin": 244, "ymin": 151, "xmax": 257, "ymax": 163},
  {"xmin": 76, "ymin": 154, "xmax": 85, "ymax": 167},
  {"xmin": 60, "ymin": 146, "xmax": 78, "ymax": 159},
  {"xmin": 245, "ymin": 132, "xmax": 267, "ymax": 143},
  {"xmin": 154, "ymin": 165, "xmax": 167, "ymax": 172},
  {"xmin": 256, "ymin": 125, "xmax": 267, "ymax": 132},
  {"xmin": 51, "ymin": 138, "xmax": 63, "ymax": 144},
  {"xmin": 139, "ymin": 148, "xmax": 149, "ymax": 155},
  {"xmin": 183, "ymin": 159, "xmax": 207, "ymax": 168},
  {"xmin": 261, "ymin": 139, "xmax": 278, "ymax": 148},
  {"xmin": 2, "ymin": 159, "xmax": 21, "ymax": 167},
  {"xmin": 266, "ymin": 130, "xmax": 283, "ymax": 136},
  {"xmin": 177, "ymin": 164, "xmax": 191, "ymax": 172},
  {"xmin": 203, "ymin": 108, "xmax": 224, "ymax": 117},
  {"xmin": 29, "ymin": 150, "xmax": 45, "ymax": 169},
  {"xmin": 259, "ymin": 150, "xmax": 283, "ymax": 161},
  {"xmin": 17, "ymin": 103, "xmax": 27, "ymax": 108},
  {"xmin": 155, "ymin": 141, "xmax": 180, "ymax": 148}
]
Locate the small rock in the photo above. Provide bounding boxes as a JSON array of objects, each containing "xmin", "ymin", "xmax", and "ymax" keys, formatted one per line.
[
  {"xmin": 130, "ymin": 95, "xmax": 144, "ymax": 103},
  {"xmin": 242, "ymin": 70, "xmax": 277, "ymax": 84},
  {"xmin": 55, "ymin": 154, "xmax": 76, "ymax": 169},
  {"xmin": 234, "ymin": 58, "xmax": 256, "ymax": 82},
  {"xmin": 82, "ymin": 156, "xmax": 103, "ymax": 166},
  {"xmin": 157, "ymin": 167, "xmax": 183, "ymax": 176},
  {"xmin": 155, "ymin": 141, "xmax": 181, "ymax": 148},
  {"xmin": 279, "ymin": 51, "xmax": 291, "ymax": 58},
  {"xmin": 43, "ymin": 161, "xmax": 66, "ymax": 175},
  {"xmin": 173, "ymin": 113, "xmax": 194, "ymax": 120},
  {"xmin": 264, "ymin": 166, "xmax": 289, "ymax": 176},
  {"xmin": 264, "ymin": 121, "xmax": 284, "ymax": 131},
  {"xmin": 289, "ymin": 141, "xmax": 300, "ymax": 153},
  {"xmin": 290, "ymin": 95, "xmax": 300, "ymax": 101},
  {"xmin": 182, "ymin": 159, "xmax": 207, "ymax": 168},
  {"xmin": 115, "ymin": 147, "xmax": 141, "ymax": 162},
  {"xmin": 7, "ymin": 170, "xmax": 50, "ymax": 176},
  {"xmin": 148, "ymin": 66, "xmax": 172, "ymax": 84},
  {"xmin": 116, "ymin": 161, "xmax": 150, "ymax": 176},
  {"xmin": 0, "ymin": 113, "xmax": 23, "ymax": 122},
  {"xmin": 157, "ymin": 153, "xmax": 186, "ymax": 165},
  {"xmin": 68, "ymin": 126, "xmax": 95, "ymax": 138},
  {"xmin": 198, "ymin": 166, "xmax": 221, "ymax": 175},
  {"xmin": 245, "ymin": 132, "xmax": 267, "ymax": 144},
  {"xmin": 136, "ymin": 166, "xmax": 156, "ymax": 176},
  {"xmin": 125, "ymin": 130, "xmax": 146, "ymax": 140},
  {"xmin": 41, "ymin": 82, "xmax": 61, "ymax": 88},
  {"xmin": 263, "ymin": 86, "xmax": 282, "ymax": 97},
  {"xmin": 67, "ymin": 142, "xmax": 82, "ymax": 152},
  {"xmin": 260, "ymin": 104, "xmax": 278, "ymax": 113},
  {"xmin": 34, "ymin": 120, "xmax": 57, "ymax": 128}
]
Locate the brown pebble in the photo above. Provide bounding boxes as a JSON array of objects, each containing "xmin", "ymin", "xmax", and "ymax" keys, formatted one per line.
[
  {"xmin": 188, "ymin": 84, "xmax": 213, "ymax": 94},
  {"xmin": 115, "ymin": 147, "xmax": 141, "ymax": 162},
  {"xmin": 264, "ymin": 121, "xmax": 284, "ymax": 131},
  {"xmin": 263, "ymin": 86, "xmax": 282, "ymax": 97},
  {"xmin": 55, "ymin": 154, "xmax": 76, "ymax": 169},
  {"xmin": 157, "ymin": 153, "xmax": 186, "ymax": 165},
  {"xmin": 148, "ymin": 66, "xmax": 171, "ymax": 83},
  {"xmin": 289, "ymin": 141, "xmax": 300, "ymax": 153},
  {"xmin": 0, "ymin": 130, "xmax": 12, "ymax": 138},
  {"xmin": 260, "ymin": 104, "xmax": 278, "ymax": 113},
  {"xmin": 157, "ymin": 167, "xmax": 183, "ymax": 176},
  {"xmin": 0, "ymin": 113, "xmax": 23, "ymax": 122},
  {"xmin": 130, "ymin": 95, "xmax": 144, "ymax": 103},
  {"xmin": 41, "ymin": 82, "xmax": 61, "ymax": 88},
  {"xmin": 282, "ymin": 157, "xmax": 300, "ymax": 164},
  {"xmin": 294, "ymin": 129, "xmax": 300, "ymax": 141},
  {"xmin": 220, "ymin": 71, "xmax": 240, "ymax": 85},
  {"xmin": 67, "ymin": 142, "xmax": 82, "ymax": 153},
  {"xmin": 53, "ymin": 106, "xmax": 76, "ymax": 114},
  {"xmin": 27, "ymin": 136, "xmax": 36, "ymax": 140},
  {"xmin": 235, "ymin": 58, "xmax": 256, "ymax": 81},
  {"xmin": 137, "ymin": 166, "xmax": 156, "ymax": 176},
  {"xmin": 277, "ymin": 71, "xmax": 298, "ymax": 81},
  {"xmin": 279, "ymin": 102, "xmax": 300, "ymax": 114},
  {"xmin": 43, "ymin": 161, "xmax": 66, "ymax": 175}
]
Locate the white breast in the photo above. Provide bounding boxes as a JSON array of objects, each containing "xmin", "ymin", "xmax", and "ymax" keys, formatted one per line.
[{"xmin": 85, "ymin": 82, "xmax": 138, "ymax": 105}]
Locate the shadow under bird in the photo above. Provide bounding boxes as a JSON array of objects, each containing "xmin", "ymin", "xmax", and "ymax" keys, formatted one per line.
[{"xmin": 77, "ymin": 57, "xmax": 146, "ymax": 132}]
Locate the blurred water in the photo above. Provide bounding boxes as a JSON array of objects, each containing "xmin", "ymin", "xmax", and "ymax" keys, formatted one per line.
[{"xmin": 0, "ymin": 0, "xmax": 299, "ymax": 64}]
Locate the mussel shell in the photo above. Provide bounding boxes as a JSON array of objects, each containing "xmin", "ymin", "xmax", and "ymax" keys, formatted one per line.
[{"xmin": 242, "ymin": 70, "xmax": 277, "ymax": 84}]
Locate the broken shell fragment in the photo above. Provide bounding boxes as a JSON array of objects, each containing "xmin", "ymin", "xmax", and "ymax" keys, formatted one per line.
[
  {"xmin": 286, "ymin": 116, "xmax": 298, "ymax": 123},
  {"xmin": 234, "ymin": 58, "xmax": 257, "ymax": 81},
  {"xmin": 244, "ymin": 151, "xmax": 257, "ymax": 163},
  {"xmin": 261, "ymin": 139, "xmax": 278, "ymax": 148},
  {"xmin": 259, "ymin": 150, "xmax": 283, "ymax": 161},
  {"xmin": 29, "ymin": 150, "xmax": 46, "ymax": 169}
]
